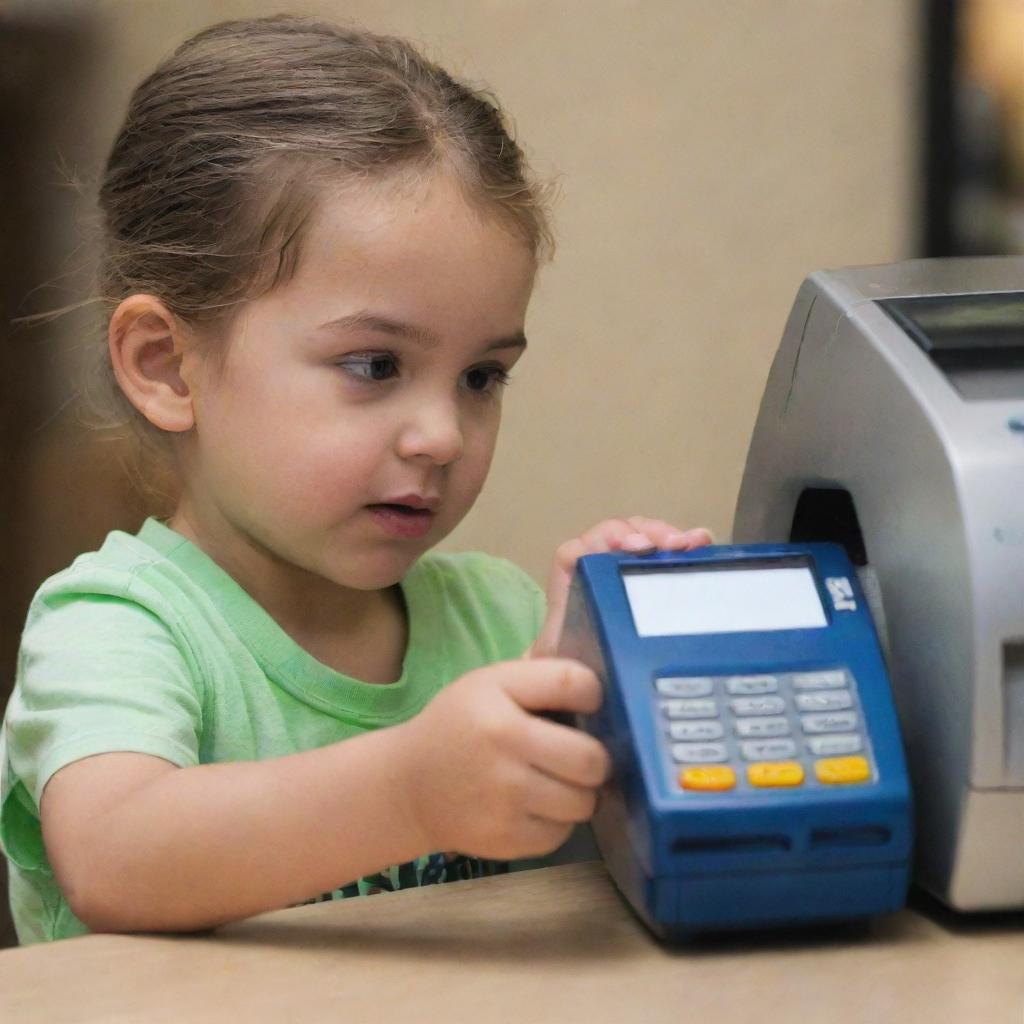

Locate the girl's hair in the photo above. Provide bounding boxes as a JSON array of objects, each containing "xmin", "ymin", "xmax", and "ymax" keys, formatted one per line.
[{"xmin": 88, "ymin": 14, "xmax": 554, "ymax": 504}]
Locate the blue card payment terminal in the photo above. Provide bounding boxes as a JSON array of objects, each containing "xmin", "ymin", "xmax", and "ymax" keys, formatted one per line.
[{"xmin": 557, "ymin": 543, "xmax": 912, "ymax": 937}]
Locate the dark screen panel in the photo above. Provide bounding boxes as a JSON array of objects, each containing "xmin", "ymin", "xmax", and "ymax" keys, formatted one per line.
[{"xmin": 880, "ymin": 293, "xmax": 1024, "ymax": 400}]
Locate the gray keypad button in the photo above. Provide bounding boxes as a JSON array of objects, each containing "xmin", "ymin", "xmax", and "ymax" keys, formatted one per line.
[
  {"xmin": 726, "ymin": 675, "xmax": 779, "ymax": 695},
  {"xmin": 740, "ymin": 739, "xmax": 797, "ymax": 761},
  {"xmin": 734, "ymin": 716, "xmax": 791, "ymax": 738},
  {"xmin": 730, "ymin": 696, "xmax": 786, "ymax": 717},
  {"xmin": 672, "ymin": 742, "xmax": 729, "ymax": 764},
  {"xmin": 662, "ymin": 698, "xmax": 718, "ymax": 719},
  {"xmin": 669, "ymin": 720, "xmax": 724, "ymax": 741},
  {"xmin": 656, "ymin": 676, "xmax": 714, "ymax": 698},
  {"xmin": 801, "ymin": 711, "xmax": 859, "ymax": 734},
  {"xmin": 792, "ymin": 670, "xmax": 848, "ymax": 691},
  {"xmin": 807, "ymin": 733, "xmax": 863, "ymax": 756},
  {"xmin": 796, "ymin": 691, "xmax": 853, "ymax": 713}
]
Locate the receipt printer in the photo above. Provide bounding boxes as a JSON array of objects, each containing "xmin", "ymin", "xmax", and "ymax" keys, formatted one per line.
[
  {"xmin": 734, "ymin": 257, "xmax": 1024, "ymax": 911},
  {"xmin": 558, "ymin": 544, "xmax": 911, "ymax": 937}
]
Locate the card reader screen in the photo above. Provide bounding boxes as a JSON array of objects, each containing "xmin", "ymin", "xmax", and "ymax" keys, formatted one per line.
[{"xmin": 622, "ymin": 561, "xmax": 827, "ymax": 637}]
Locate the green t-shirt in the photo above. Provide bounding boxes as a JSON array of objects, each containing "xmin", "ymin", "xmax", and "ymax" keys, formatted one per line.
[{"xmin": 0, "ymin": 517, "xmax": 546, "ymax": 944}]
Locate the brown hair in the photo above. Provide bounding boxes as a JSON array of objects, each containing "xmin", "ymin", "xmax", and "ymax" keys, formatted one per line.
[{"xmin": 88, "ymin": 14, "xmax": 554, "ymax": 503}]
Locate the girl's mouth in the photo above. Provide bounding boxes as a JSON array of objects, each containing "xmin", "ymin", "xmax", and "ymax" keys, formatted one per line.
[{"xmin": 366, "ymin": 503, "xmax": 435, "ymax": 539}]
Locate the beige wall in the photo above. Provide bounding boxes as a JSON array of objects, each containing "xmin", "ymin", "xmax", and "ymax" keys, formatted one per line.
[{"xmin": 80, "ymin": 0, "xmax": 918, "ymax": 583}]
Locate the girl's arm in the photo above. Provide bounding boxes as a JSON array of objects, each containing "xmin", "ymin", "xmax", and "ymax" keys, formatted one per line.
[
  {"xmin": 41, "ymin": 726, "xmax": 427, "ymax": 933},
  {"xmin": 40, "ymin": 658, "xmax": 609, "ymax": 934}
]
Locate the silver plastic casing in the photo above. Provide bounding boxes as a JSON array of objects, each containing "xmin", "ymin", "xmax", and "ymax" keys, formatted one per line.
[{"xmin": 733, "ymin": 258, "xmax": 1024, "ymax": 910}]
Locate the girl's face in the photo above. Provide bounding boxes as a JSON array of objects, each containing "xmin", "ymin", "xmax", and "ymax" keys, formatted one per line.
[{"xmin": 175, "ymin": 171, "xmax": 536, "ymax": 595}]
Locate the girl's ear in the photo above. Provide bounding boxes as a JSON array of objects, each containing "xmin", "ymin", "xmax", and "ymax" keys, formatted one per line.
[{"xmin": 108, "ymin": 295, "xmax": 199, "ymax": 433}]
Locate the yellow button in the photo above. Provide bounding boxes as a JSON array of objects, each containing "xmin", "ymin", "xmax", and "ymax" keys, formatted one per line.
[
  {"xmin": 815, "ymin": 756, "xmax": 871, "ymax": 784},
  {"xmin": 748, "ymin": 762, "xmax": 805, "ymax": 788},
  {"xmin": 680, "ymin": 766, "xmax": 737, "ymax": 792}
]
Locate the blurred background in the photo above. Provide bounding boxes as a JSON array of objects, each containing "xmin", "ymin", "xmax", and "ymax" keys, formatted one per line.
[{"xmin": 0, "ymin": 0, "xmax": 1021, "ymax": 947}]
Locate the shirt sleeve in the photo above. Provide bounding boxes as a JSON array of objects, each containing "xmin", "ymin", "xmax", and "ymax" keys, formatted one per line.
[
  {"xmin": 493, "ymin": 555, "xmax": 547, "ymax": 653},
  {"xmin": 466, "ymin": 552, "xmax": 547, "ymax": 658},
  {"xmin": 1, "ymin": 588, "xmax": 203, "ymax": 871}
]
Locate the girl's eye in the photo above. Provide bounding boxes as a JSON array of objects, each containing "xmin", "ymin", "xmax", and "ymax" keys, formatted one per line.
[
  {"xmin": 337, "ymin": 353, "xmax": 399, "ymax": 383},
  {"xmin": 335, "ymin": 354, "xmax": 510, "ymax": 395},
  {"xmin": 461, "ymin": 365, "xmax": 511, "ymax": 395}
]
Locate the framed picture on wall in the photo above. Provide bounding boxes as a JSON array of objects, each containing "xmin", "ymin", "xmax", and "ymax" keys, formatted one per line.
[{"xmin": 925, "ymin": 0, "xmax": 1024, "ymax": 255}]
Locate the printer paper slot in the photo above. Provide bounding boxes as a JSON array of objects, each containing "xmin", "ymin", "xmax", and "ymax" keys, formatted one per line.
[{"xmin": 1001, "ymin": 640, "xmax": 1024, "ymax": 784}]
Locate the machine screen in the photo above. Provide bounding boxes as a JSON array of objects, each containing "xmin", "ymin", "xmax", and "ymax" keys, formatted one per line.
[
  {"xmin": 622, "ymin": 561, "xmax": 827, "ymax": 637},
  {"xmin": 879, "ymin": 292, "xmax": 1024, "ymax": 401}
]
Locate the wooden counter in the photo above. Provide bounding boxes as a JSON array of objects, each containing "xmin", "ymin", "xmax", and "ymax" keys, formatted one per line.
[{"xmin": 1, "ymin": 861, "xmax": 1023, "ymax": 1023}]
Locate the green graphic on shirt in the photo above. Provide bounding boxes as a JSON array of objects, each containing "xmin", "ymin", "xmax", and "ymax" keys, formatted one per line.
[{"xmin": 303, "ymin": 853, "xmax": 508, "ymax": 903}]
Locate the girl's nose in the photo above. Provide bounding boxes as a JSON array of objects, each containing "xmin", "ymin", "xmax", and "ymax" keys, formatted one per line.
[{"xmin": 395, "ymin": 397, "xmax": 464, "ymax": 466}]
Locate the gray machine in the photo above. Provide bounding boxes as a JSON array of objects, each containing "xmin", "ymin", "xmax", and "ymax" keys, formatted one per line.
[{"xmin": 734, "ymin": 258, "xmax": 1024, "ymax": 910}]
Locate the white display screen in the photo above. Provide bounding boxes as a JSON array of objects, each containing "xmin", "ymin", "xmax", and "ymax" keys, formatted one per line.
[{"xmin": 622, "ymin": 562, "xmax": 828, "ymax": 637}]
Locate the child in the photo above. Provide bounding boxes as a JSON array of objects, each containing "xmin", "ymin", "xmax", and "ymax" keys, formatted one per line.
[{"xmin": 0, "ymin": 15, "xmax": 710, "ymax": 944}]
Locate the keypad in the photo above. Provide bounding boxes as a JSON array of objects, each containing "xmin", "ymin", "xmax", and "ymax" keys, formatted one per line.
[
  {"xmin": 726, "ymin": 675, "xmax": 779, "ymax": 695},
  {"xmin": 730, "ymin": 696, "xmax": 786, "ymax": 716},
  {"xmin": 734, "ymin": 716, "xmax": 790, "ymax": 738},
  {"xmin": 656, "ymin": 676, "xmax": 714, "ymax": 698},
  {"xmin": 663, "ymin": 698, "xmax": 717, "ymax": 719},
  {"xmin": 815, "ymin": 756, "xmax": 870, "ymax": 785},
  {"xmin": 801, "ymin": 711, "xmax": 858, "ymax": 734},
  {"xmin": 655, "ymin": 670, "xmax": 875, "ymax": 793},
  {"xmin": 791, "ymin": 670, "xmax": 847, "ymax": 690},
  {"xmin": 672, "ymin": 742, "xmax": 728, "ymax": 763},
  {"xmin": 748, "ymin": 762, "xmax": 804, "ymax": 787},
  {"xmin": 795, "ymin": 691, "xmax": 853, "ymax": 712},
  {"xmin": 668, "ymin": 721, "xmax": 724, "ymax": 741},
  {"xmin": 740, "ymin": 739, "xmax": 797, "ymax": 761},
  {"xmin": 680, "ymin": 766, "xmax": 736, "ymax": 792},
  {"xmin": 807, "ymin": 733, "xmax": 862, "ymax": 756}
]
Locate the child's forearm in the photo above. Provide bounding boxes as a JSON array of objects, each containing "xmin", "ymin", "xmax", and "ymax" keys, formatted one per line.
[{"xmin": 60, "ymin": 724, "xmax": 428, "ymax": 933}]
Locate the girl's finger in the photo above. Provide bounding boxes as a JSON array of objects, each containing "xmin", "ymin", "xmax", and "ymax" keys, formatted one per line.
[
  {"xmin": 523, "ymin": 767, "xmax": 600, "ymax": 825},
  {"xmin": 552, "ymin": 537, "xmax": 589, "ymax": 574},
  {"xmin": 625, "ymin": 517, "xmax": 713, "ymax": 549},
  {"xmin": 518, "ymin": 713, "xmax": 611, "ymax": 788},
  {"xmin": 580, "ymin": 519, "xmax": 654, "ymax": 554}
]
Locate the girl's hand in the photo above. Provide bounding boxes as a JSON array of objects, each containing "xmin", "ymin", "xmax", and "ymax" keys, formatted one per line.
[
  {"xmin": 397, "ymin": 658, "xmax": 612, "ymax": 860},
  {"xmin": 530, "ymin": 517, "xmax": 713, "ymax": 658}
]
